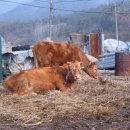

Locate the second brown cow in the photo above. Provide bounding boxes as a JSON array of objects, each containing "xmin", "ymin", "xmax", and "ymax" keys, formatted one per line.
[{"xmin": 33, "ymin": 41, "xmax": 99, "ymax": 79}]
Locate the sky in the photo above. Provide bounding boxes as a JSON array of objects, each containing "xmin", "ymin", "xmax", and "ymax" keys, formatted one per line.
[{"xmin": 0, "ymin": 0, "xmax": 114, "ymax": 15}]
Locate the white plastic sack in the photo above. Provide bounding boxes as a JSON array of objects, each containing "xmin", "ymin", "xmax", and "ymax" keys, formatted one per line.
[{"xmin": 104, "ymin": 39, "xmax": 128, "ymax": 54}]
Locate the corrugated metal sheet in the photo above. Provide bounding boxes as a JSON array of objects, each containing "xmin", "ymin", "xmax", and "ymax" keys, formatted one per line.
[
  {"xmin": 98, "ymin": 53, "xmax": 115, "ymax": 69},
  {"xmin": 3, "ymin": 49, "xmax": 34, "ymax": 76},
  {"xmin": 12, "ymin": 49, "xmax": 33, "ymax": 58}
]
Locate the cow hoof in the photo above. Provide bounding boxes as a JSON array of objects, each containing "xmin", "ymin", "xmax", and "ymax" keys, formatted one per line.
[
  {"xmin": 1, "ymin": 92, "xmax": 10, "ymax": 97},
  {"xmin": 30, "ymin": 92, "xmax": 37, "ymax": 96},
  {"xmin": 12, "ymin": 93, "xmax": 19, "ymax": 96}
]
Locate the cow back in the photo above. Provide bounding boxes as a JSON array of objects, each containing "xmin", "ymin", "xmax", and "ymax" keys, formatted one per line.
[{"xmin": 33, "ymin": 41, "xmax": 90, "ymax": 67}]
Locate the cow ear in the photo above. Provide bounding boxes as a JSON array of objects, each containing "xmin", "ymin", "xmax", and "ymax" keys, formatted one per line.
[
  {"xmin": 66, "ymin": 62, "xmax": 72, "ymax": 68},
  {"xmin": 89, "ymin": 62, "xmax": 96, "ymax": 67}
]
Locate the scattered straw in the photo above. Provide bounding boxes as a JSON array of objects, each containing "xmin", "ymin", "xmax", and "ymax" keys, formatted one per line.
[{"xmin": 0, "ymin": 71, "xmax": 130, "ymax": 129}]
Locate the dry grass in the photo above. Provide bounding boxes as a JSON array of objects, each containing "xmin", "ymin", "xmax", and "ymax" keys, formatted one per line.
[{"xmin": 0, "ymin": 71, "xmax": 130, "ymax": 129}]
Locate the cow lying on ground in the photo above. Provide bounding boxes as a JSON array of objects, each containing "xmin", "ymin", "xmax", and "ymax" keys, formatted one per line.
[
  {"xmin": 33, "ymin": 41, "xmax": 99, "ymax": 79},
  {"xmin": 3, "ymin": 61, "xmax": 83, "ymax": 96}
]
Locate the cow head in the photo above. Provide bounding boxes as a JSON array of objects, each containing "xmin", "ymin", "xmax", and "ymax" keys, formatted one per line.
[
  {"xmin": 64, "ymin": 61, "xmax": 83, "ymax": 82},
  {"xmin": 84, "ymin": 62, "xmax": 99, "ymax": 79}
]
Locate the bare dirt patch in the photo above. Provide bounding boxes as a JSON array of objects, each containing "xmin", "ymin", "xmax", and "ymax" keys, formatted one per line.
[{"xmin": 0, "ymin": 71, "xmax": 130, "ymax": 130}]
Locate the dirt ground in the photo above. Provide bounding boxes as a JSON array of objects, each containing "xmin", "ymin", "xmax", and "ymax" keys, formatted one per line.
[{"xmin": 0, "ymin": 70, "xmax": 130, "ymax": 130}]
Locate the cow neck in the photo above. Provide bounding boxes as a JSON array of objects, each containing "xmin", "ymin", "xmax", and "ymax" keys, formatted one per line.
[
  {"xmin": 59, "ymin": 64, "xmax": 74, "ymax": 84},
  {"xmin": 81, "ymin": 51, "xmax": 91, "ymax": 66},
  {"xmin": 64, "ymin": 64, "xmax": 75, "ymax": 84},
  {"xmin": 59, "ymin": 65, "xmax": 69, "ymax": 76},
  {"xmin": 64, "ymin": 67, "xmax": 72, "ymax": 84}
]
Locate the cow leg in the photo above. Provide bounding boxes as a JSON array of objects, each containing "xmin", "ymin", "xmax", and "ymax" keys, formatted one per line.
[
  {"xmin": 59, "ymin": 87, "xmax": 67, "ymax": 92},
  {"xmin": 2, "ymin": 84, "xmax": 29, "ymax": 96},
  {"xmin": 12, "ymin": 92, "xmax": 19, "ymax": 96},
  {"xmin": 67, "ymin": 84, "xmax": 74, "ymax": 91},
  {"xmin": 35, "ymin": 59, "xmax": 39, "ymax": 68},
  {"xmin": 65, "ymin": 87, "xmax": 74, "ymax": 92},
  {"xmin": 27, "ymin": 84, "xmax": 37, "ymax": 96},
  {"xmin": 19, "ymin": 78, "xmax": 39, "ymax": 96},
  {"xmin": 33, "ymin": 51, "xmax": 39, "ymax": 68},
  {"xmin": 2, "ymin": 92, "xmax": 18, "ymax": 97},
  {"xmin": 34, "ymin": 59, "xmax": 38, "ymax": 68},
  {"xmin": 16, "ymin": 82, "xmax": 30, "ymax": 95},
  {"xmin": 62, "ymin": 83, "xmax": 74, "ymax": 92},
  {"xmin": 56, "ymin": 83, "xmax": 70, "ymax": 92}
]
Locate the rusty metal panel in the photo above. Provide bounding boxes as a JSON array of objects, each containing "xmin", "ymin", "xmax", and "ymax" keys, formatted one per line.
[
  {"xmin": 70, "ymin": 34, "xmax": 86, "ymax": 45},
  {"xmin": 89, "ymin": 33, "xmax": 101, "ymax": 58},
  {"xmin": 115, "ymin": 52, "xmax": 130, "ymax": 76}
]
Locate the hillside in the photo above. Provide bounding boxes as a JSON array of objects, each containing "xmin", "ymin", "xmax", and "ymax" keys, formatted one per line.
[
  {"xmin": 0, "ymin": 1, "xmax": 130, "ymax": 46},
  {"xmin": 0, "ymin": 0, "xmax": 108, "ymax": 22}
]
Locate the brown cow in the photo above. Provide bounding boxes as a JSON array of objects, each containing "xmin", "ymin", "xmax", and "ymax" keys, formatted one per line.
[
  {"xmin": 33, "ymin": 41, "xmax": 99, "ymax": 79},
  {"xmin": 3, "ymin": 61, "xmax": 83, "ymax": 96}
]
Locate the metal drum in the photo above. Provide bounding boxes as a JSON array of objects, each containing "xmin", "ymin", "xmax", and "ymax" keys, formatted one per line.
[{"xmin": 115, "ymin": 52, "xmax": 130, "ymax": 76}]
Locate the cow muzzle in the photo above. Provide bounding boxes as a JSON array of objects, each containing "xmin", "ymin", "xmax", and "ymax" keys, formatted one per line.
[{"xmin": 74, "ymin": 76, "xmax": 81, "ymax": 81}]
